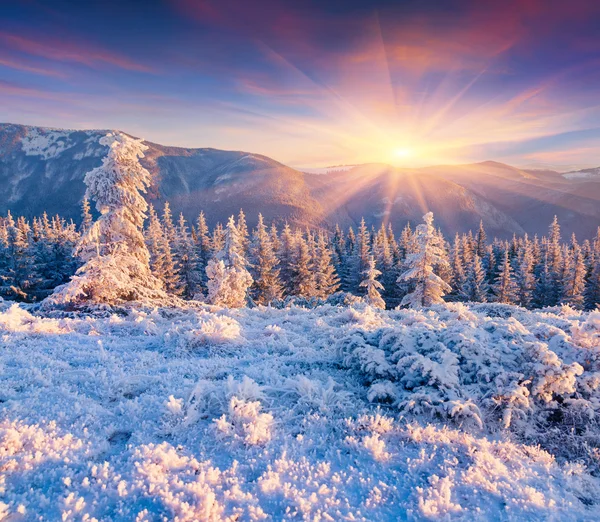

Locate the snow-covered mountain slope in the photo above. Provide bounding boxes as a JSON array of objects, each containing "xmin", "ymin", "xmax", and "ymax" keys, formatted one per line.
[
  {"xmin": 1, "ymin": 123, "xmax": 599, "ymax": 237},
  {"xmin": 563, "ymin": 166, "xmax": 600, "ymax": 181},
  {"xmin": 0, "ymin": 123, "xmax": 326, "ymax": 230},
  {"xmin": 1, "ymin": 300, "xmax": 600, "ymax": 519},
  {"xmin": 423, "ymin": 161, "xmax": 600, "ymax": 239}
]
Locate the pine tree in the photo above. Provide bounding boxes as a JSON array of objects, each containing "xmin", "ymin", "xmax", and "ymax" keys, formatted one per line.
[
  {"xmin": 546, "ymin": 216, "xmax": 563, "ymax": 305},
  {"xmin": 515, "ymin": 237, "xmax": 535, "ymax": 308},
  {"xmin": 278, "ymin": 223, "xmax": 296, "ymax": 295},
  {"xmin": 353, "ymin": 218, "xmax": 371, "ymax": 293},
  {"xmin": 195, "ymin": 211, "xmax": 212, "ymax": 283},
  {"xmin": 562, "ymin": 244, "xmax": 586, "ymax": 309},
  {"xmin": 250, "ymin": 214, "xmax": 283, "ymax": 305},
  {"xmin": 398, "ymin": 212, "xmax": 451, "ymax": 308},
  {"xmin": 291, "ymin": 235, "xmax": 317, "ymax": 298},
  {"xmin": 462, "ymin": 254, "xmax": 489, "ymax": 302},
  {"xmin": 237, "ymin": 209, "xmax": 250, "ymax": 256},
  {"xmin": 162, "ymin": 202, "xmax": 177, "ymax": 246},
  {"xmin": 360, "ymin": 255, "xmax": 385, "ymax": 309},
  {"xmin": 313, "ymin": 231, "xmax": 340, "ymax": 299},
  {"xmin": 270, "ymin": 223, "xmax": 281, "ymax": 254},
  {"xmin": 493, "ymin": 251, "xmax": 518, "ymax": 304},
  {"xmin": 205, "ymin": 216, "xmax": 253, "ymax": 307},
  {"xmin": 450, "ymin": 234, "xmax": 466, "ymax": 299},
  {"xmin": 211, "ymin": 223, "xmax": 225, "ymax": 255},
  {"xmin": 585, "ymin": 228, "xmax": 600, "ymax": 309},
  {"xmin": 50, "ymin": 132, "xmax": 166, "ymax": 305},
  {"xmin": 476, "ymin": 220, "xmax": 487, "ymax": 258},
  {"xmin": 174, "ymin": 213, "xmax": 201, "ymax": 298},
  {"xmin": 81, "ymin": 198, "xmax": 93, "ymax": 234},
  {"xmin": 373, "ymin": 223, "xmax": 395, "ymax": 296}
]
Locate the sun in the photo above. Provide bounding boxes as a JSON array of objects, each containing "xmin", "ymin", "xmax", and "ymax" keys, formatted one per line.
[{"xmin": 393, "ymin": 147, "xmax": 412, "ymax": 158}]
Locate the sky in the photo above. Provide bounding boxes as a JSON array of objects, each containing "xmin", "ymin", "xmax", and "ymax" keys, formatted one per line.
[{"xmin": 2, "ymin": 0, "xmax": 600, "ymax": 169}]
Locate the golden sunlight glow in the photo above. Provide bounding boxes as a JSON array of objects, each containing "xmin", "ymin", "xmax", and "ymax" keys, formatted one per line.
[{"xmin": 393, "ymin": 147, "xmax": 412, "ymax": 158}]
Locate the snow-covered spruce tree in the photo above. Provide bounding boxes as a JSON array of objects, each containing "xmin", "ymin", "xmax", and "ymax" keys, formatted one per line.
[
  {"xmin": 205, "ymin": 215, "xmax": 253, "ymax": 307},
  {"xmin": 291, "ymin": 234, "xmax": 317, "ymax": 298},
  {"xmin": 145, "ymin": 205, "xmax": 181, "ymax": 295},
  {"xmin": 49, "ymin": 132, "xmax": 167, "ymax": 305},
  {"xmin": 5, "ymin": 214, "xmax": 39, "ymax": 300},
  {"xmin": 237, "ymin": 208, "xmax": 250, "ymax": 257},
  {"xmin": 174, "ymin": 213, "xmax": 201, "ymax": 299},
  {"xmin": 515, "ymin": 237, "xmax": 536, "ymax": 308},
  {"xmin": 360, "ymin": 254, "xmax": 385, "ymax": 309},
  {"xmin": 450, "ymin": 233, "xmax": 466, "ymax": 299},
  {"xmin": 585, "ymin": 228, "xmax": 600, "ymax": 309},
  {"xmin": 492, "ymin": 250, "xmax": 518, "ymax": 304},
  {"xmin": 462, "ymin": 253, "xmax": 489, "ymax": 302},
  {"xmin": 562, "ymin": 243, "xmax": 586, "ymax": 309},
  {"xmin": 373, "ymin": 223, "xmax": 396, "ymax": 298},
  {"xmin": 250, "ymin": 213, "xmax": 283, "ymax": 305},
  {"xmin": 398, "ymin": 212, "xmax": 451, "ymax": 308},
  {"xmin": 211, "ymin": 222, "xmax": 225, "ymax": 255},
  {"xmin": 195, "ymin": 212, "xmax": 211, "ymax": 261},
  {"xmin": 80, "ymin": 197, "xmax": 93, "ymax": 234},
  {"xmin": 476, "ymin": 220, "xmax": 487, "ymax": 258},
  {"xmin": 313, "ymin": 231, "xmax": 340, "ymax": 299},
  {"xmin": 278, "ymin": 223, "xmax": 296, "ymax": 295},
  {"xmin": 546, "ymin": 215, "xmax": 563, "ymax": 306},
  {"xmin": 161, "ymin": 202, "xmax": 177, "ymax": 247},
  {"xmin": 353, "ymin": 218, "xmax": 371, "ymax": 293}
]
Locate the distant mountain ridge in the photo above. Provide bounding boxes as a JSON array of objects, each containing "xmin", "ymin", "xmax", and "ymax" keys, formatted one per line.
[{"xmin": 0, "ymin": 123, "xmax": 598, "ymax": 238}]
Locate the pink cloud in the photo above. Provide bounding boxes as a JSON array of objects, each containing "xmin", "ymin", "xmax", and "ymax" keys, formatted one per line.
[{"xmin": 0, "ymin": 32, "xmax": 154, "ymax": 73}]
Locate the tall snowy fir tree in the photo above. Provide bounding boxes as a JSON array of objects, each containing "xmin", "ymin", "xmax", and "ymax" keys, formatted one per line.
[
  {"xmin": 205, "ymin": 216, "xmax": 253, "ymax": 307},
  {"xmin": 237, "ymin": 209, "xmax": 250, "ymax": 257},
  {"xmin": 50, "ymin": 132, "xmax": 166, "ymax": 305},
  {"xmin": 398, "ymin": 212, "xmax": 451, "ymax": 308},
  {"xmin": 586, "ymin": 229, "xmax": 600, "ymax": 309},
  {"xmin": 353, "ymin": 218, "xmax": 371, "ymax": 293},
  {"xmin": 194, "ymin": 211, "xmax": 212, "ymax": 284},
  {"xmin": 174, "ymin": 213, "xmax": 201, "ymax": 299},
  {"xmin": 515, "ymin": 238, "xmax": 536, "ymax": 308},
  {"xmin": 360, "ymin": 255, "xmax": 385, "ymax": 309},
  {"xmin": 493, "ymin": 251, "xmax": 518, "ymax": 304},
  {"xmin": 80, "ymin": 198, "xmax": 93, "ymax": 235},
  {"xmin": 250, "ymin": 213, "xmax": 283, "ymax": 305},
  {"xmin": 462, "ymin": 254, "xmax": 489, "ymax": 302},
  {"xmin": 313, "ymin": 231, "xmax": 340, "ymax": 299},
  {"xmin": 562, "ymin": 244, "xmax": 586, "ymax": 309},
  {"xmin": 546, "ymin": 216, "xmax": 563, "ymax": 306},
  {"xmin": 476, "ymin": 221, "xmax": 487, "ymax": 259},
  {"xmin": 291, "ymin": 235, "xmax": 317, "ymax": 298},
  {"xmin": 278, "ymin": 223, "xmax": 296, "ymax": 296}
]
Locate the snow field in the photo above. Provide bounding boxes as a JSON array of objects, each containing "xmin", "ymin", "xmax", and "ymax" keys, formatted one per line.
[{"xmin": 1, "ymin": 301, "xmax": 600, "ymax": 520}]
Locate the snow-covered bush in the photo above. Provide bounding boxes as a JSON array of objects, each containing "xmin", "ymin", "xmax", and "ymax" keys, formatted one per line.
[
  {"xmin": 337, "ymin": 302, "xmax": 600, "ymax": 464},
  {"xmin": 214, "ymin": 396, "xmax": 274, "ymax": 446},
  {"xmin": 167, "ymin": 315, "xmax": 243, "ymax": 351}
]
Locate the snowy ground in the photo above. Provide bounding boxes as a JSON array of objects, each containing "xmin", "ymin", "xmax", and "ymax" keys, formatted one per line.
[{"xmin": 1, "ymin": 301, "xmax": 600, "ymax": 521}]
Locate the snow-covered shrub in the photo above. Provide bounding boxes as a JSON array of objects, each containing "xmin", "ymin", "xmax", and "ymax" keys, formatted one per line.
[
  {"xmin": 0, "ymin": 303, "xmax": 70, "ymax": 334},
  {"xmin": 337, "ymin": 304, "xmax": 600, "ymax": 462},
  {"xmin": 167, "ymin": 315, "xmax": 243, "ymax": 352},
  {"xmin": 214, "ymin": 397, "xmax": 273, "ymax": 446},
  {"xmin": 283, "ymin": 375, "xmax": 353, "ymax": 414}
]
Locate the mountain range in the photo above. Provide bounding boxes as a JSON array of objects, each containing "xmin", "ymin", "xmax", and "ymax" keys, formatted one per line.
[{"xmin": 1, "ymin": 123, "xmax": 599, "ymax": 239}]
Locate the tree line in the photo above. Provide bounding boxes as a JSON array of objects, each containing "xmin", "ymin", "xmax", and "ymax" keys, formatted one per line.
[{"xmin": 1, "ymin": 200, "xmax": 599, "ymax": 310}]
